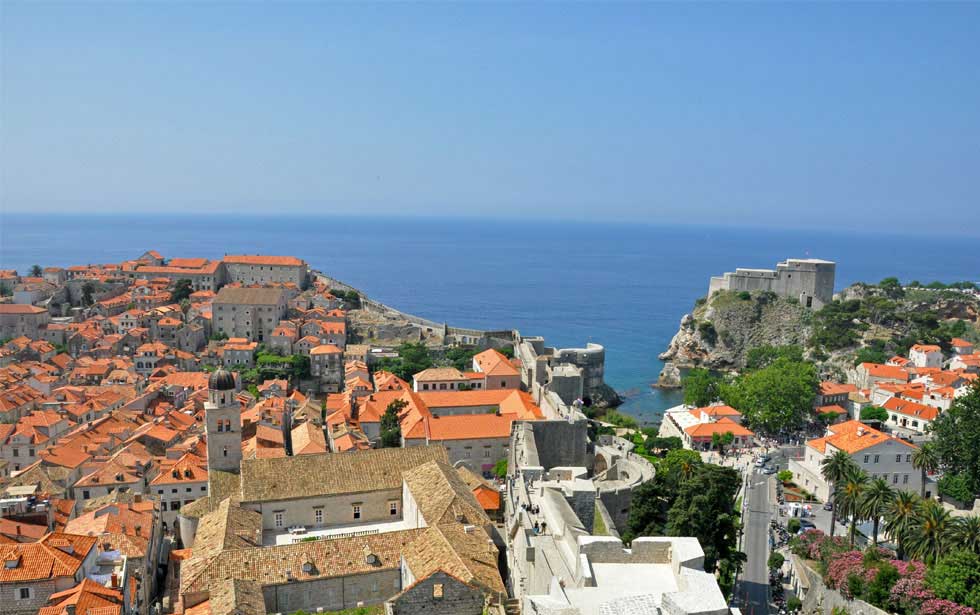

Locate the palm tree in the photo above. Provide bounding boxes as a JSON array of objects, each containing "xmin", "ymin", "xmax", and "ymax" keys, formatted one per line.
[
  {"xmin": 885, "ymin": 491, "xmax": 921, "ymax": 559},
  {"xmin": 861, "ymin": 478, "xmax": 895, "ymax": 545},
  {"xmin": 906, "ymin": 499, "xmax": 953, "ymax": 565},
  {"xmin": 912, "ymin": 443, "xmax": 939, "ymax": 500},
  {"xmin": 838, "ymin": 466, "xmax": 870, "ymax": 546},
  {"xmin": 29, "ymin": 264, "xmax": 42, "ymax": 277},
  {"xmin": 950, "ymin": 516, "xmax": 980, "ymax": 554},
  {"xmin": 821, "ymin": 451, "xmax": 858, "ymax": 538}
]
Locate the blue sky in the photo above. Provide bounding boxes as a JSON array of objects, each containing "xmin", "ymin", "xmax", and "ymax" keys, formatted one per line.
[{"xmin": 2, "ymin": 2, "xmax": 978, "ymax": 232}]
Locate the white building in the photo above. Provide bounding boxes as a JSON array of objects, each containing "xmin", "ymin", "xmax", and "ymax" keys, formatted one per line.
[
  {"xmin": 790, "ymin": 420, "xmax": 921, "ymax": 502},
  {"xmin": 909, "ymin": 344, "xmax": 943, "ymax": 368}
]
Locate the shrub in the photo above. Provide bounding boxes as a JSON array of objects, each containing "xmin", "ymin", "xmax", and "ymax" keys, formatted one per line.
[
  {"xmin": 737, "ymin": 291, "xmax": 752, "ymax": 300},
  {"xmin": 778, "ymin": 470, "xmax": 794, "ymax": 482},
  {"xmin": 919, "ymin": 599, "xmax": 977, "ymax": 615},
  {"xmin": 768, "ymin": 552, "xmax": 785, "ymax": 570},
  {"xmin": 940, "ymin": 474, "xmax": 976, "ymax": 504},
  {"xmin": 787, "ymin": 518, "xmax": 801, "ymax": 534},
  {"xmin": 787, "ymin": 596, "xmax": 802, "ymax": 612},
  {"xmin": 860, "ymin": 406, "xmax": 889, "ymax": 422}
]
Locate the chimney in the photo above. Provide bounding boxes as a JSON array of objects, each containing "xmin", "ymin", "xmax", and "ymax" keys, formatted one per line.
[
  {"xmin": 15, "ymin": 525, "xmax": 20, "ymax": 536},
  {"xmin": 110, "ymin": 572, "xmax": 118, "ymax": 588},
  {"xmin": 134, "ymin": 494, "xmax": 142, "ymax": 503}
]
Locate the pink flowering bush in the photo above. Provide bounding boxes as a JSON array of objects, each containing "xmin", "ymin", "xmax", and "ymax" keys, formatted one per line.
[
  {"xmin": 825, "ymin": 551, "xmax": 866, "ymax": 597},
  {"xmin": 890, "ymin": 561, "xmax": 933, "ymax": 613},
  {"xmin": 919, "ymin": 598, "xmax": 976, "ymax": 615}
]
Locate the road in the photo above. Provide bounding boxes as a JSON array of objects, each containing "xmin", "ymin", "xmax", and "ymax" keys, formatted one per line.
[{"xmin": 738, "ymin": 467, "xmax": 772, "ymax": 615}]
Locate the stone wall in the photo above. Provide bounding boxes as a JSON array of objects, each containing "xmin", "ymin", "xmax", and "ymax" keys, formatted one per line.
[
  {"xmin": 389, "ymin": 571, "xmax": 485, "ymax": 615},
  {"xmin": 263, "ymin": 569, "xmax": 401, "ymax": 613}
]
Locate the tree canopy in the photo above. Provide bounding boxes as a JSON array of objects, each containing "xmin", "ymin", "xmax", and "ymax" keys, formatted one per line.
[
  {"xmin": 682, "ymin": 368, "xmax": 721, "ymax": 407},
  {"xmin": 170, "ymin": 278, "xmax": 194, "ymax": 303},
  {"xmin": 931, "ymin": 383, "xmax": 980, "ymax": 494},
  {"xmin": 721, "ymin": 357, "xmax": 818, "ymax": 432},
  {"xmin": 373, "ymin": 342, "xmax": 434, "ymax": 381},
  {"xmin": 860, "ymin": 406, "xmax": 889, "ymax": 422},
  {"xmin": 380, "ymin": 399, "xmax": 406, "ymax": 448}
]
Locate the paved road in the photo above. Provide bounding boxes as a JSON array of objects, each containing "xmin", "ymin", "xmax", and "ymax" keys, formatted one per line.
[{"xmin": 738, "ymin": 468, "xmax": 772, "ymax": 615}]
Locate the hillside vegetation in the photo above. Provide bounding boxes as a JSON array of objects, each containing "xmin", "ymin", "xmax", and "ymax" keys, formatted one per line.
[{"xmin": 658, "ymin": 280, "xmax": 980, "ymax": 384}]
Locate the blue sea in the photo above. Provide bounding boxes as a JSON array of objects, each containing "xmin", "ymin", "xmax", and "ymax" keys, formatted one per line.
[{"xmin": 2, "ymin": 213, "xmax": 978, "ymax": 425}]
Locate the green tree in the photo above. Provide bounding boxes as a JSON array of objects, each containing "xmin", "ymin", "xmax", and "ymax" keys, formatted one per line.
[
  {"xmin": 912, "ymin": 442, "xmax": 940, "ymax": 500},
  {"xmin": 666, "ymin": 463, "xmax": 742, "ymax": 573},
  {"xmin": 778, "ymin": 469, "xmax": 794, "ymax": 483},
  {"xmin": 379, "ymin": 399, "xmax": 406, "ymax": 448},
  {"xmin": 787, "ymin": 518, "xmax": 801, "ymax": 534},
  {"xmin": 721, "ymin": 357, "xmax": 818, "ymax": 432},
  {"xmin": 878, "ymin": 277, "xmax": 905, "ymax": 299},
  {"xmin": 950, "ymin": 517, "xmax": 980, "ymax": 555},
  {"xmin": 926, "ymin": 550, "xmax": 980, "ymax": 611},
  {"xmin": 859, "ymin": 406, "xmax": 889, "ymax": 422},
  {"xmin": 81, "ymin": 281, "xmax": 96, "ymax": 306},
  {"xmin": 884, "ymin": 491, "xmax": 920, "ymax": 560},
  {"xmin": 493, "ymin": 458, "xmax": 508, "ymax": 479},
  {"xmin": 860, "ymin": 478, "xmax": 895, "ymax": 545},
  {"xmin": 29, "ymin": 264, "xmax": 42, "ymax": 277},
  {"xmin": 768, "ymin": 552, "xmax": 785, "ymax": 570},
  {"xmin": 170, "ymin": 278, "xmax": 194, "ymax": 303},
  {"xmin": 821, "ymin": 450, "xmax": 859, "ymax": 538},
  {"xmin": 745, "ymin": 345, "xmax": 804, "ymax": 370},
  {"xmin": 837, "ymin": 466, "xmax": 870, "ymax": 546},
  {"xmin": 864, "ymin": 561, "xmax": 900, "ymax": 608},
  {"xmin": 931, "ymin": 383, "xmax": 980, "ymax": 494},
  {"xmin": 906, "ymin": 499, "xmax": 953, "ymax": 565},
  {"xmin": 682, "ymin": 368, "xmax": 721, "ymax": 408},
  {"xmin": 711, "ymin": 431, "xmax": 735, "ymax": 456},
  {"xmin": 445, "ymin": 346, "xmax": 478, "ymax": 371}
]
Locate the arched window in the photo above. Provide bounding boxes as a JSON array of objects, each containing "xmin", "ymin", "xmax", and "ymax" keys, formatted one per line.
[
  {"xmin": 222, "ymin": 446, "xmax": 228, "ymax": 457},
  {"xmin": 216, "ymin": 421, "xmax": 224, "ymax": 433}
]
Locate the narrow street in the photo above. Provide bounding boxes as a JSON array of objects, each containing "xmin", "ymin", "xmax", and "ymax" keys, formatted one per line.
[{"xmin": 739, "ymin": 467, "xmax": 772, "ymax": 615}]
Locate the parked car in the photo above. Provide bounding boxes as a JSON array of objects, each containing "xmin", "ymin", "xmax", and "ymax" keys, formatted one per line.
[
  {"xmin": 823, "ymin": 501, "xmax": 833, "ymax": 511},
  {"xmin": 799, "ymin": 519, "xmax": 816, "ymax": 531},
  {"xmin": 763, "ymin": 466, "xmax": 777, "ymax": 475}
]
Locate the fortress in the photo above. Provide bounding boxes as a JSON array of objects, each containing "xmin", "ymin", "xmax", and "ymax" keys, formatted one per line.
[{"xmin": 708, "ymin": 258, "xmax": 836, "ymax": 309}]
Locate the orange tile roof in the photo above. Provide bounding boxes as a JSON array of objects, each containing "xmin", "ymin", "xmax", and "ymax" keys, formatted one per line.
[
  {"xmin": 472, "ymin": 349, "xmax": 519, "ymax": 377},
  {"xmin": 952, "ymin": 338, "xmax": 974, "ymax": 348},
  {"xmin": 0, "ymin": 533, "xmax": 98, "ymax": 582},
  {"xmin": 423, "ymin": 413, "xmax": 519, "ymax": 441},
  {"xmin": 223, "ymin": 254, "xmax": 304, "ymax": 266},
  {"xmin": 684, "ymin": 421, "xmax": 754, "ymax": 439},
  {"xmin": 882, "ymin": 396, "xmax": 939, "ymax": 421},
  {"xmin": 819, "ymin": 381, "xmax": 858, "ymax": 396},
  {"xmin": 817, "ymin": 404, "xmax": 848, "ymax": 415},
  {"xmin": 808, "ymin": 419, "xmax": 916, "ymax": 455},
  {"xmin": 37, "ymin": 578, "xmax": 123, "ymax": 615},
  {"xmin": 310, "ymin": 344, "xmax": 342, "ymax": 355},
  {"xmin": 910, "ymin": 344, "xmax": 941, "ymax": 354},
  {"xmin": 861, "ymin": 363, "xmax": 910, "ymax": 381}
]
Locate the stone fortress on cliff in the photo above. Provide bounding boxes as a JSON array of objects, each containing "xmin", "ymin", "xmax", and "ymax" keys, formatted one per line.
[{"xmin": 708, "ymin": 258, "xmax": 836, "ymax": 309}]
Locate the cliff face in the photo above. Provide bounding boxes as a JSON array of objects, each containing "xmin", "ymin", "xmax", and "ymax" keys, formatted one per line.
[
  {"xmin": 657, "ymin": 291, "xmax": 810, "ymax": 385},
  {"xmin": 657, "ymin": 285, "xmax": 980, "ymax": 387}
]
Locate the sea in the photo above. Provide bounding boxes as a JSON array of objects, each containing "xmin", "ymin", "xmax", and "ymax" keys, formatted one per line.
[{"xmin": 2, "ymin": 213, "xmax": 978, "ymax": 426}]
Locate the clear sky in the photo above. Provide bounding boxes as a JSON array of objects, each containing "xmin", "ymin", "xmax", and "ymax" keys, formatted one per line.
[{"xmin": 2, "ymin": 2, "xmax": 978, "ymax": 232}]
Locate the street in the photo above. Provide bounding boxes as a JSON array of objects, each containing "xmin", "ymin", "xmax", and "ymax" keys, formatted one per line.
[{"xmin": 738, "ymin": 466, "xmax": 772, "ymax": 615}]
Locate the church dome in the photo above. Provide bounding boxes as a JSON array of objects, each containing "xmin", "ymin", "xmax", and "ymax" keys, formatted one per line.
[{"xmin": 208, "ymin": 368, "xmax": 236, "ymax": 391}]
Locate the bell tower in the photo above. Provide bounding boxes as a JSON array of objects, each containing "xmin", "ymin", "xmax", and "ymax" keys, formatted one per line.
[{"xmin": 205, "ymin": 368, "xmax": 242, "ymax": 474}]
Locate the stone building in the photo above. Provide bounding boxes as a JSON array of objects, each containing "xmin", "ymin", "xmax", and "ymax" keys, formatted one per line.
[
  {"xmin": 505, "ymin": 420, "xmax": 725, "ymax": 615},
  {"xmin": 204, "ymin": 369, "xmax": 243, "ymax": 474},
  {"xmin": 175, "ymin": 447, "xmax": 506, "ymax": 615},
  {"xmin": 0, "ymin": 533, "xmax": 99, "ymax": 615},
  {"xmin": 222, "ymin": 255, "xmax": 309, "ymax": 288},
  {"xmin": 514, "ymin": 333, "xmax": 609, "ymax": 407},
  {"xmin": 708, "ymin": 258, "xmax": 836, "ymax": 309},
  {"xmin": 0, "ymin": 304, "xmax": 51, "ymax": 340},
  {"xmin": 212, "ymin": 287, "xmax": 287, "ymax": 342},
  {"xmin": 789, "ymin": 419, "xmax": 922, "ymax": 502}
]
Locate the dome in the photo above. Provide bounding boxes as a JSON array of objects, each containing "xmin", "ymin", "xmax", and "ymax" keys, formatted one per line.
[{"xmin": 208, "ymin": 368, "xmax": 236, "ymax": 391}]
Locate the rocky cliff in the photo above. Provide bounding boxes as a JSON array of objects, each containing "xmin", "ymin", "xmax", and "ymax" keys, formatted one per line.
[
  {"xmin": 656, "ymin": 285, "xmax": 980, "ymax": 387},
  {"xmin": 657, "ymin": 290, "xmax": 810, "ymax": 386}
]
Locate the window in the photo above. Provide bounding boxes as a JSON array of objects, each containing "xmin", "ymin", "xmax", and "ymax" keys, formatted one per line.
[
  {"xmin": 186, "ymin": 487, "xmax": 192, "ymax": 493},
  {"xmin": 906, "ymin": 454, "xmax": 912, "ymax": 463},
  {"xmin": 440, "ymin": 383, "xmax": 447, "ymax": 390},
  {"xmin": 172, "ymin": 501, "xmax": 181, "ymax": 511},
  {"xmin": 874, "ymin": 455, "xmax": 880, "ymax": 463},
  {"xmin": 433, "ymin": 583, "xmax": 444, "ymax": 599},
  {"xmin": 314, "ymin": 508, "xmax": 323, "ymax": 524},
  {"xmin": 353, "ymin": 505, "xmax": 361, "ymax": 520},
  {"xmin": 223, "ymin": 447, "xmax": 228, "ymax": 458},
  {"xmin": 172, "ymin": 488, "xmax": 178, "ymax": 494},
  {"xmin": 893, "ymin": 474, "xmax": 899, "ymax": 484},
  {"xmin": 389, "ymin": 501, "xmax": 398, "ymax": 516},
  {"xmin": 11, "ymin": 449, "xmax": 17, "ymax": 457},
  {"xmin": 82, "ymin": 490, "xmax": 90, "ymax": 499},
  {"xmin": 18, "ymin": 587, "xmax": 30, "ymax": 600},
  {"xmin": 863, "ymin": 455, "xmax": 869, "ymax": 463},
  {"xmin": 274, "ymin": 512, "xmax": 283, "ymax": 528},
  {"xmin": 28, "ymin": 448, "xmax": 34, "ymax": 457},
  {"xmin": 903, "ymin": 474, "xmax": 909, "ymax": 484},
  {"xmin": 484, "ymin": 449, "xmax": 491, "ymax": 458},
  {"xmin": 896, "ymin": 454, "xmax": 902, "ymax": 463},
  {"xmin": 158, "ymin": 489, "xmax": 163, "ymax": 495}
]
